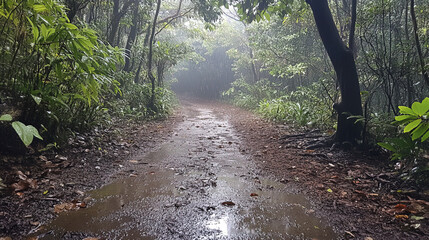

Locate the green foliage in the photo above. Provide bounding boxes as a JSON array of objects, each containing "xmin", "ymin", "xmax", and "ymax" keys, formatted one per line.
[
  {"xmin": 0, "ymin": 114, "xmax": 43, "ymax": 147},
  {"xmin": 378, "ymin": 137, "xmax": 418, "ymax": 161},
  {"xmin": 394, "ymin": 98, "xmax": 429, "ymax": 142},
  {"xmin": 108, "ymin": 73, "xmax": 176, "ymax": 121},
  {"xmin": 378, "ymin": 98, "xmax": 429, "ymax": 187},
  {"xmin": 0, "ymin": 0, "xmax": 122, "ymax": 144},
  {"xmin": 257, "ymin": 83, "xmax": 334, "ymax": 129},
  {"xmin": 223, "ymin": 79, "xmax": 281, "ymax": 109}
]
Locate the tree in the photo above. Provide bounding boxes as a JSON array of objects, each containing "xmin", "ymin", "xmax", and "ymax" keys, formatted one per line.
[{"xmin": 215, "ymin": 0, "xmax": 363, "ymax": 144}]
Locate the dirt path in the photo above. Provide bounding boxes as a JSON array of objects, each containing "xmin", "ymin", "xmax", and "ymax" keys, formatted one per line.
[
  {"xmin": 1, "ymin": 99, "xmax": 428, "ymax": 239},
  {"xmin": 27, "ymin": 100, "xmax": 336, "ymax": 239}
]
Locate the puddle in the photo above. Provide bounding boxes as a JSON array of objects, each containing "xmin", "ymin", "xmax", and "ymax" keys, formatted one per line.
[{"xmin": 30, "ymin": 105, "xmax": 337, "ymax": 239}]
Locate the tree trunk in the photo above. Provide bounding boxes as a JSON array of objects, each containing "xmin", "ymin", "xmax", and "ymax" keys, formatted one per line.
[
  {"xmin": 108, "ymin": 0, "xmax": 134, "ymax": 46},
  {"xmin": 148, "ymin": 0, "xmax": 162, "ymax": 111},
  {"xmin": 410, "ymin": 0, "xmax": 429, "ymax": 87},
  {"xmin": 123, "ymin": 3, "xmax": 139, "ymax": 72},
  {"xmin": 108, "ymin": 0, "xmax": 120, "ymax": 45},
  {"xmin": 307, "ymin": 0, "xmax": 363, "ymax": 143}
]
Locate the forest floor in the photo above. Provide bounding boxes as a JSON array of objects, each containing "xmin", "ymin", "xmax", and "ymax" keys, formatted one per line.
[{"xmin": 0, "ymin": 99, "xmax": 428, "ymax": 239}]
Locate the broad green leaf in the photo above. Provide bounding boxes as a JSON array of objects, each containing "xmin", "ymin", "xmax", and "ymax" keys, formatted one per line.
[
  {"xmin": 40, "ymin": 24, "xmax": 48, "ymax": 40},
  {"xmin": 378, "ymin": 142, "xmax": 396, "ymax": 152},
  {"xmin": 412, "ymin": 123, "xmax": 429, "ymax": 140},
  {"xmin": 64, "ymin": 23, "xmax": 78, "ymax": 30},
  {"xmin": 0, "ymin": 114, "xmax": 12, "ymax": 121},
  {"xmin": 31, "ymin": 95, "xmax": 42, "ymax": 105},
  {"xmin": 27, "ymin": 125, "xmax": 43, "ymax": 140},
  {"xmin": 27, "ymin": 17, "xmax": 39, "ymax": 42},
  {"xmin": 398, "ymin": 106, "xmax": 417, "ymax": 116},
  {"xmin": 412, "ymin": 101, "xmax": 429, "ymax": 116},
  {"xmin": 12, "ymin": 121, "xmax": 33, "ymax": 147},
  {"xmin": 421, "ymin": 130, "xmax": 429, "ymax": 142},
  {"xmin": 395, "ymin": 114, "xmax": 417, "ymax": 122},
  {"xmin": 404, "ymin": 119, "xmax": 422, "ymax": 133},
  {"xmin": 33, "ymin": 4, "xmax": 47, "ymax": 12}
]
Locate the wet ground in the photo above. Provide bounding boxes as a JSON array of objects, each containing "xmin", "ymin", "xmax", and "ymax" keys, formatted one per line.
[
  {"xmin": 29, "ymin": 101, "xmax": 337, "ymax": 239},
  {"xmin": 2, "ymin": 99, "xmax": 428, "ymax": 239}
]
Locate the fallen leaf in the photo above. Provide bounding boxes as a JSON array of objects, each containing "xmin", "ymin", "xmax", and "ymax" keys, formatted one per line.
[
  {"xmin": 16, "ymin": 170, "xmax": 28, "ymax": 180},
  {"xmin": 54, "ymin": 203, "xmax": 78, "ymax": 213},
  {"xmin": 364, "ymin": 237, "xmax": 374, "ymax": 240},
  {"xmin": 221, "ymin": 201, "xmax": 236, "ymax": 206},
  {"xmin": 411, "ymin": 223, "xmax": 421, "ymax": 229},
  {"xmin": 345, "ymin": 231, "xmax": 355, "ymax": 238},
  {"xmin": 30, "ymin": 221, "xmax": 40, "ymax": 226},
  {"xmin": 11, "ymin": 181, "xmax": 29, "ymax": 192},
  {"xmin": 327, "ymin": 188, "xmax": 333, "ymax": 193},
  {"xmin": 250, "ymin": 193, "xmax": 259, "ymax": 197},
  {"xmin": 129, "ymin": 160, "xmax": 139, "ymax": 164},
  {"xmin": 411, "ymin": 215, "xmax": 425, "ymax": 220},
  {"xmin": 76, "ymin": 202, "xmax": 87, "ymax": 208},
  {"xmin": 395, "ymin": 214, "xmax": 409, "ymax": 219}
]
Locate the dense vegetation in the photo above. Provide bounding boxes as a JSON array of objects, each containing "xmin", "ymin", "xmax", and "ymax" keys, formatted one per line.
[
  {"xmin": 0, "ymin": 0, "xmax": 428, "ymax": 186},
  {"xmin": 173, "ymin": 0, "xmax": 429, "ymax": 186}
]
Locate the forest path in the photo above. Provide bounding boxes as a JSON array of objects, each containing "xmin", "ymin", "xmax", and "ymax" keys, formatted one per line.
[{"xmin": 31, "ymin": 100, "xmax": 336, "ymax": 239}]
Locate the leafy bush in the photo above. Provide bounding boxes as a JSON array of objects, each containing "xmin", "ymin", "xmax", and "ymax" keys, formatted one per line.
[
  {"xmin": 108, "ymin": 73, "xmax": 176, "ymax": 121},
  {"xmin": 378, "ymin": 98, "xmax": 429, "ymax": 187},
  {"xmin": 223, "ymin": 78, "xmax": 281, "ymax": 109},
  {"xmin": 257, "ymin": 83, "xmax": 334, "ymax": 129},
  {"xmin": 0, "ymin": 0, "xmax": 122, "ymax": 145}
]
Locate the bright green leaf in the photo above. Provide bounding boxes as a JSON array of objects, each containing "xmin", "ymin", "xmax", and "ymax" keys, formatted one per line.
[
  {"xmin": 412, "ymin": 123, "xmax": 429, "ymax": 140},
  {"xmin": 421, "ymin": 130, "xmax": 429, "ymax": 142},
  {"xmin": 12, "ymin": 121, "xmax": 33, "ymax": 147},
  {"xmin": 404, "ymin": 119, "xmax": 422, "ymax": 133},
  {"xmin": 33, "ymin": 4, "xmax": 47, "ymax": 12},
  {"xmin": 327, "ymin": 188, "xmax": 333, "ymax": 193},
  {"xmin": 27, "ymin": 125, "xmax": 43, "ymax": 140},
  {"xmin": 0, "ymin": 114, "xmax": 12, "ymax": 121},
  {"xmin": 395, "ymin": 114, "xmax": 417, "ymax": 122},
  {"xmin": 412, "ymin": 101, "xmax": 429, "ymax": 116},
  {"xmin": 398, "ymin": 106, "xmax": 417, "ymax": 116},
  {"xmin": 31, "ymin": 95, "xmax": 42, "ymax": 105},
  {"xmin": 64, "ymin": 23, "xmax": 78, "ymax": 30}
]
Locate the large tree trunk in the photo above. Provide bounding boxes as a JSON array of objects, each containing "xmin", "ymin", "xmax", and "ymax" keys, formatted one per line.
[
  {"xmin": 147, "ymin": 0, "xmax": 162, "ymax": 111},
  {"xmin": 123, "ymin": 3, "xmax": 139, "ymax": 72},
  {"xmin": 307, "ymin": 0, "xmax": 363, "ymax": 143},
  {"xmin": 108, "ymin": 0, "xmax": 134, "ymax": 46},
  {"xmin": 410, "ymin": 0, "xmax": 429, "ymax": 87}
]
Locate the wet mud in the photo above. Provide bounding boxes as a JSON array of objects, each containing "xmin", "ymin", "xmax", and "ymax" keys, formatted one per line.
[{"xmin": 30, "ymin": 102, "xmax": 337, "ymax": 239}]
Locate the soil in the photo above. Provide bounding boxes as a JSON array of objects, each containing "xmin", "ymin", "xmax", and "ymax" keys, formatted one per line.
[{"xmin": 0, "ymin": 99, "xmax": 428, "ymax": 239}]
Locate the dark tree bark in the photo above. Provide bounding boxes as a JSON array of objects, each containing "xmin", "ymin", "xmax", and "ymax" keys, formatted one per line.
[
  {"xmin": 65, "ymin": 0, "xmax": 91, "ymax": 22},
  {"xmin": 108, "ymin": 0, "xmax": 135, "ymax": 46},
  {"xmin": 134, "ymin": 25, "xmax": 151, "ymax": 84},
  {"xmin": 123, "ymin": 2, "xmax": 139, "ymax": 72},
  {"xmin": 306, "ymin": 0, "xmax": 363, "ymax": 143},
  {"xmin": 147, "ymin": 0, "xmax": 162, "ymax": 111},
  {"xmin": 410, "ymin": 0, "xmax": 429, "ymax": 87}
]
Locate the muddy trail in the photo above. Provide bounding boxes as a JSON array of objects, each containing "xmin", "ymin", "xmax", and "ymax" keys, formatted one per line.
[
  {"xmin": 27, "ymin": 101, "xmax": 336, "ymax": 239},
  {"xmin": 1, "ymin": 100, "xmax": 428, "ymax": 239}
]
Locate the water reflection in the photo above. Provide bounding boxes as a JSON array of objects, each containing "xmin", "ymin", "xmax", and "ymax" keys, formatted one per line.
[{"xmin": 206, "ymin": 215, "xmax": 229, "ymax": 236}]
